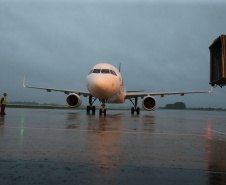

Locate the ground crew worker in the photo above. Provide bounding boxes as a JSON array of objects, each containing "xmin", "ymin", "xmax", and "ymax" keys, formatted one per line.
[{"xmin": 1, "ymin": 93, "xmax": 7, "ymax": 115}]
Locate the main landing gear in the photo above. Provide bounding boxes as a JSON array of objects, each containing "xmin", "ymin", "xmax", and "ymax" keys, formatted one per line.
[
  {"xmin": 86, "ymin": 96, "xmax": 97, "ymax": 115},
  {"xmin": 130, "ymin": 97, "xmax": 140, "ymax": 115}
]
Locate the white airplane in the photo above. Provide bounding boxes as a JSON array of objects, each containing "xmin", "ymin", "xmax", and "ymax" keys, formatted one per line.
[{"xmin": 23, "ymin": 63, "xmax": 210, "ymax": 115}]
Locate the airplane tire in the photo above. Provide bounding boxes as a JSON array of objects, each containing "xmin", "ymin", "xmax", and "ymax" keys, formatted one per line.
[
  {"xmin": 131, "ymin": 107, "xmax": 135, "ymax": 114},
  {"xmin": 99, "ymin": 109, "xmax": 102, "ymax": 116},
  {"xmin": 137, "ymin": 107, "xmax": 140, "ymax": 115},
  {"xmin": 104, "ymin": 109, "xmax": 107, "ymax": 116},
  {"xmin": 92, "ymin": 106, "xmax": 96, "ymax": 115},
  {"xmin": 87, "ymin": 106, "xmax": 90, "ymax": 113}
]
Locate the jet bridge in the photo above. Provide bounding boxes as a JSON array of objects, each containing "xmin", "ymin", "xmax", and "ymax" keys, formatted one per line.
[{"xmin": 209, "ymin": 35, "xmax": 226, "ymax": 87}]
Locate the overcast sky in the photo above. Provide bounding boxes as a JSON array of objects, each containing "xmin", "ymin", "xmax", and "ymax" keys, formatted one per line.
[{"xmin": 0, "ymin": 0, "xmax": 226, "ymax": 109}]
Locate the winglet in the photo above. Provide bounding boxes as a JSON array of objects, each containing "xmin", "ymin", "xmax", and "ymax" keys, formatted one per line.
[
  {"xmin": 23, "ymin": 75, "xmax": 26, "ymax": 88},
  {"xmin": 209, "ymin": 86, "xmax": 214, "ymax": 93}
]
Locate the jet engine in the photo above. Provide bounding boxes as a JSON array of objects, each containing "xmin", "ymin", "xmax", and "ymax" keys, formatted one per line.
[
  {"xmin": 142, "ymin": 96, "xmax": 156, "ymax": 111},
  {"xmin": 66, "ymin": 93, "xmax": 82, "ymax": 108}
]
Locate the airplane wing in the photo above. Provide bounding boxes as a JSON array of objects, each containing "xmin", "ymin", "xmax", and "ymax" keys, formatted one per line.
[
  {"xmin": 23, "ymin": 75, "xmax": 91, "ymax": 97},
  {"xmin": 125, "ymin": 91, "xmax": 210, "ymax": 99}
]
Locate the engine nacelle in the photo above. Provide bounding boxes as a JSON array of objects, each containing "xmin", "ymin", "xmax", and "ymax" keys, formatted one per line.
[
  {"xmin": 66, "ymin": 93, "xmax": 82, "ymax": 108},
  {"xmin": 142, "ymin": 96, "xmax": 156, "ymax": 111}
]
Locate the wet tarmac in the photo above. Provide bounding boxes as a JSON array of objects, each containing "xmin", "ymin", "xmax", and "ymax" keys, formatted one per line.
[{"xmin": 0, "ymin": 108, "xmax": 226, "ymax": 185}]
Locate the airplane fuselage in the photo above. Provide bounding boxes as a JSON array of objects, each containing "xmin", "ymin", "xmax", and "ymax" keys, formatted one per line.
[{"xmin": 86, "ymin": 63, "xmax": 126, "ymax": 103}]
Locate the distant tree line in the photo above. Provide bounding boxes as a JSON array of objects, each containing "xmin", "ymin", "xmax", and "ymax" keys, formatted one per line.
[
  {"xmin": 160, "ymin": 102, "xmax": 186, "ymax": 109},
  {"xmin": 8, "ymin": 101, "xmax": 59, "ymax": 106},
  {"xmin": 159, "ymin": 102, "xmax": 226, "ymax": 111},
  {"xmin": 8, "ymin": 101, "xmax": 39, "ymax": 105},
  {"xmin": 187, "ymin": 107, "xmax": 226, "ymax": 111}
]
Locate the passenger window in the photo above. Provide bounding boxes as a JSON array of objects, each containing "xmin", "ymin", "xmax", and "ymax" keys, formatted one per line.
[
  {"xmin": 93, "ymin": 69, "xmax": 100, "ymax": 73},
  {"xmin": 101, "ymin": 69, "xmax": 110, "ymax": 74}
]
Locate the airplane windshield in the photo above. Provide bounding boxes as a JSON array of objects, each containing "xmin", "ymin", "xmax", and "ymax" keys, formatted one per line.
[
  {"xmin": 93, "ymin": 69, "xmax": 101, "ymax": 73},
  {"xmin": 110, "ymin": 70, "xmax": 117, "ymax": 76},
  {"xmin": 90, "ymin": 68, "xmax": 117, "ymax": 76},
  {"xmin": 101, "ymin": 69, "xmax": 110, "ymax": 74}
]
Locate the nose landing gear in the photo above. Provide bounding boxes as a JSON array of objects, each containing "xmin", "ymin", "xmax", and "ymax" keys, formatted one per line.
[
  {"xmin": 99, "ymin": 100, "xmax": 107, "ymax": 116},
  {"xmin": 86, "ymin": 96, "xmax": 107, "ymax": 116}
]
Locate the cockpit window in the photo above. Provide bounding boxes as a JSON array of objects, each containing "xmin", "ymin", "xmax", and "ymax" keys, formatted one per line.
[
  {"xmin": 93, "ymin": 69, "xmax": 101, "ymax": 73},
  {"xmin": 90, "ymin": 68, "xmax": 117, "ymax": 76},
  {"xmin": 101, "ymin": 69, "xmax": 110, "ymax": 74},
  {"xmin": 110, "ymin": 70, "xmax": 117, "ymax": 76}
]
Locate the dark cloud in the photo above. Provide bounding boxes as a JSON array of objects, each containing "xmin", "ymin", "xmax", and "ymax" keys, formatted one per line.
[{"xmin": 0, "ymin": 2, "xmax": 225, "ymax": 108}]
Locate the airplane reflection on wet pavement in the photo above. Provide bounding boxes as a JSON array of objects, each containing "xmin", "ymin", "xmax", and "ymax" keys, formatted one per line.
[{"xmin": 0, "ymin": 108, "xmax": 226, "ymax": 185}]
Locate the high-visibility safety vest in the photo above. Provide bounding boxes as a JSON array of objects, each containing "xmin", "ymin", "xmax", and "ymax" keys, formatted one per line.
[{"xmin": 1, "ymin": 96, "xmax": 6, "ymax": 104}]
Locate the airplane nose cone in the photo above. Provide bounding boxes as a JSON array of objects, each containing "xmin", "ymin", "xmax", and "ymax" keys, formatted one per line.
[
  {"xmin": 87, "ymin": 76, "xmax": 112, "ymax": 99},
  {"xmin": 92, "ymin": 77, "xmax": 110, "ymax": 91}
]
